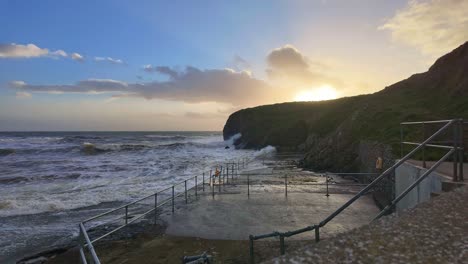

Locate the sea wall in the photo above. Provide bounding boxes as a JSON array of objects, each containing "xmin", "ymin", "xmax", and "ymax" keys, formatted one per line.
[{"xmin": 394, "ymin": 162, "xmax": 442, "ymax": 211}]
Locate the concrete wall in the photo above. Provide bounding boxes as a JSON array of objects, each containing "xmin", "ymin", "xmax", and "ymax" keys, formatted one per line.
[{"xmin": 395, "ymin": 162, "xmax": 442, "ymax": 211}]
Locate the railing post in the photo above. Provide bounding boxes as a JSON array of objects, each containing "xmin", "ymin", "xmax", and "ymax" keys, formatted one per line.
[
  {"xmin": 315, "ymin": 226, "xmax": 320, "ymax": 242},
  {"xmin": 202, "ymin": 172, "xmax": 205, "ymax": 192},
  {"xmin": 325, "ymin": 173, "xmax": 329, "ymax": 197},
  {"xmin": 226, "ymin": 164, "xmax": 229, "ymax": 184},
  {"xmin": 195, "ymin": 176, "xmax": 198, "ymax": 197},
  {"xmin": 232, "ymin": 164, "xmax": 234, "ymax": 181},
  {"xmin": 279, "ymin": 235, "xmax": 285, "ymax": 255},
  {"xmin": 247, "ymin": 174, "xmax": 250, "ymax": 197},
  {"xmin": 453, "ymin": 121, "xmax": 459, "ymax": 181},
  {"xmin": 459, "ymin": 119, "xmax": 464, "ymax": 181},
  {"xmin": 422, "ymin": 122, "xmax": 427, "ymax": 168},
  {"xmin": 125, "ymin": 205, "xmax": 128, "ymax": 225},
  {"xmin": 249, "ymin": 235, "xmax": 254, "ymax": 264},
  {"xmin": 285, "ymin": 174, "xmax": 288, "ymax": 197},
  {"xmin": 400, "ymin": 124, "xmax": 403, "ymax": 158},
  {"xmin": 219, "ymin": 170, "xmax": 222, "ymax": 193},
  {"xmin": 221, "ymin": 166, "xmax": 224, "ymax": 186},
  {"xmin": 185, "ymin": 180, "xmax": 188, "ymax": 203},
  {"xmin": 172, "ymin": 186, "xmax": 175, "ymax": 213},
  {"xmin": 211, "ymin": 171, "xmax": 214, "ymax": 198}
]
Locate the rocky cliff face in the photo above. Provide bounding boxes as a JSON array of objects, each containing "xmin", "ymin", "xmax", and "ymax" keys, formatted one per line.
[{"xmin": 223, "ymin": 41, "xmax": 468, "ymax": 172}]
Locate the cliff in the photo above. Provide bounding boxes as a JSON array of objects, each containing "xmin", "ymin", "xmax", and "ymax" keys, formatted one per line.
[{"xmin": 223, "ymin": 41, "xmax": 468, "ymax": 172}]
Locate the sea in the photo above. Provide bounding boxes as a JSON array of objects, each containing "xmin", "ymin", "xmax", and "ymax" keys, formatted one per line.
[{"xmin": 0, "ymin": 131, "xmax": 268, "ymax": 263}]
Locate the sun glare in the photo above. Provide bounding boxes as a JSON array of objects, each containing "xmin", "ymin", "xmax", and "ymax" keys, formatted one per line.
[{"xmin": 294, "ymin": 85, "xmax": 338, "ymax": 102}]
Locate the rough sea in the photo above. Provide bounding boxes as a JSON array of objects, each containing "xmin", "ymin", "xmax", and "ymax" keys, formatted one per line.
[{"xmin": 0, "ymin": 131, "xmax": 264, "ymax": 262}]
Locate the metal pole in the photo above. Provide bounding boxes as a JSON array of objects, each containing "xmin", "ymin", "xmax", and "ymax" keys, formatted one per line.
[
  {"xmin": 422, "ymin": 122, "xmax": 426, "ymax": 168},
  {"xmin": 400, "ymin": 124, "xmax": 403, "ymax": 158},
  {"xmin": 247, "ymin": 174, "xmax": 250, "ymax": 197},
  {"xmin": 285, "ymin": 174, "xmax": 288, "ymax": 197},
  {"xmin": 195, "ymin": 176, "xmax": 198, "ymax": 197},
  {"xmin": 219, "ymin": 170, "xmax": 221, "ymax": 193},
  {"xmin": 315, "ymin": 227, "xmax": 320, "ymax": 242},
  {"xmin": 185, "ymin": 180, "xmax": 188, "ymax": 203},
  {"xmin": 249, "ymin": 235, "xmax": 254, "ymax": 264},
  {"xmin": 453, "ymin": 122, "xmax": 459, "ymax": 181},
  {"xmin": 325, "ymin": 173, "xmax": 329, "ymax": 197},
  {"xmin": 232, "ymin": 164, "xmax": 234, "ymax": 181},
  {"xmin": 203, "ymin": 172, "xmax": 205, "ymax": 192},
  {"xmin": 125, "ymin": 206, "xmax": 128, "ymax": 225},
  {"xmin": 459, "ymin": 119, "xmax": 464, "ymax": 181},
  {"xmin": 172, "ymin": 186, "xmax": 175, "ymax": 213},
  {"xmin": 221, "ymin": 166, "xmax": 224, "ymax": 185},
  {"xmin": 280, "ymin": 235, "xmax": 285, "ymax": 255}
]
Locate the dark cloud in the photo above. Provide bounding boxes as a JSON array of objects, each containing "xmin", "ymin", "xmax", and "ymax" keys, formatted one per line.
[
  {"xmin": 266, "ymin": 44, "xmax": 342, "ymax": 88},
  {"xmin": 10, "ymin": 66, "xmax": 273, "ymax": 105}
]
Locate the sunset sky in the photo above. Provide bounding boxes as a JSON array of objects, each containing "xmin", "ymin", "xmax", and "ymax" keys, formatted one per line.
[{"xmin": 1, "ymin": 0, "xmax": 467, "ymax": 131}]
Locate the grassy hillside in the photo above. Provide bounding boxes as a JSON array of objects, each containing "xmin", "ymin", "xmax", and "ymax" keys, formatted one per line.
[{"xmin": 223, "ymin": 42, "xmax": 468, "ymax": 172}]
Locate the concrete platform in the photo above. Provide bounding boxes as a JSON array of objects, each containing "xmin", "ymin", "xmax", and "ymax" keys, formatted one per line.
[{"xmin": 161, "ymin": 170, "xmax": 379, "ymax": 241}]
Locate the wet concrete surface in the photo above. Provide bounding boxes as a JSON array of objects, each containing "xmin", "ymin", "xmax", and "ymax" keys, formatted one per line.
[{"xmin": 162, "ymin": 167, "xmax": 379, "ymax": 240}]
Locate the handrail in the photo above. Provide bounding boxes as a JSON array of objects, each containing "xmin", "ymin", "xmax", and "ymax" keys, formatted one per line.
[
  {"xmin": 319, "ymin": 119, "xmax": 453, "ymax": 227},
  {"xmin": 80, "ymin": 223, "xmax": 101, "ymax": 264},
  {"xmin": 401, "ymin": 119, "xmax": 454, "ymax": 125},
  {"xmin": 248, "ymin": 119, "xmax": 463, "ymax": 263},
  {"xmin": 78, "ymin": 155, "xmax": 250, "ymax": 264}
]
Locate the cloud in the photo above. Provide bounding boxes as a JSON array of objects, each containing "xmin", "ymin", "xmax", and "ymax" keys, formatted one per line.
[
  {"xmin": 266, "ymin": 44, "xmax": 342, "ymax": 88},
  {"xmin": 380, "ymin": 0, "xmax": 468, "ymax": 56},
  {"xmin": 0, "ymin": 43, "xmax": 50, "ymax": 58},
  {"xmin": 51, "ymin": 50, "xmax": 68, "ymax": 58},
  {"xmin": 95, "ymin": 56, "xmax": 124, "ymax": 64},
  {"xmin": 71, "ymin": 53, "xmax": 84, "ymax": 61},
  {"xmin": 232, "ymin": 55, "xmax": 251, "ymax": 71},
  {"xmin": 9, "ymin": 66, "xmax": 273, "ymax": 105},
  {"xmin": 0, "ymin": 43, "xmax": 74, "ymax": 60},
  {"xmin": 143, "ymin": 65, "xmax": 180, "ymax": 78}
]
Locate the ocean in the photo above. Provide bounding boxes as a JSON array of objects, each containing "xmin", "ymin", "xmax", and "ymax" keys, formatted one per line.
[{"xmin": 0, "ymin": 131, "xmax": 261, "ymax": 262}]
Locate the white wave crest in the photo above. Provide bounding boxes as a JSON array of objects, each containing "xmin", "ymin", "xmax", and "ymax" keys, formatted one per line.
[{"xmin": 254, "ymin": 145, "xmax": 276, "ymax": 157}]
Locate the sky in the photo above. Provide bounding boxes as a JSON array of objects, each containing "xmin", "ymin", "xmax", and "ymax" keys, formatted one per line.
[{"xmin": 1, "ymin": 0, "xmax": 467, "ymax": 131}]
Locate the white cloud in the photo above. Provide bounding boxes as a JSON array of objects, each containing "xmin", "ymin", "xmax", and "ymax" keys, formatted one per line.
[
  {"xmin": 94, "ymin": 56, "xmax": 124, "ymax": 64},
  {"xmin": 380, "ymin": 0, "xmax": 468, "ymax": 56},
  {"xmin": 9, "ymin": 66, "xmax": 274, "ymax": 105},
  {"xmin": 51, "ymin": 50, "xmax": 67, "ymax": 58},
  {"xmin": 0, "ymin": 43, "xmax": 50, "ymax": 58},
  {"xmin": 71, "ymin": 53, "xmax": 84, "ymax": 61},
  {"xmin": 0, "ymin": 43, "xmax": 88, "ymax": 62}
]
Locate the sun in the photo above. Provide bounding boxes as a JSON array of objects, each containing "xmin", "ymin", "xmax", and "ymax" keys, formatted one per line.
[{"xmin": 294, "ymin": 85, "xmax": 338, "ymax": 102}]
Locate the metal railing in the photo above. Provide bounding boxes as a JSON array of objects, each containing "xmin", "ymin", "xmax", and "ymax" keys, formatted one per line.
[
  {"xmin": 78, "ymin": 156, "xmax": 250, "ymax": 264},
  {"xmin": 248, "ymin": 119, "xmax": 465, "ymax": 263},
  {"xmin": 234, "ymin": 172, "xmax": 373, "ymax": 197},
  {"xmin": 400, "ymin": 119, "xmax": 465, "ymax": 181}
]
